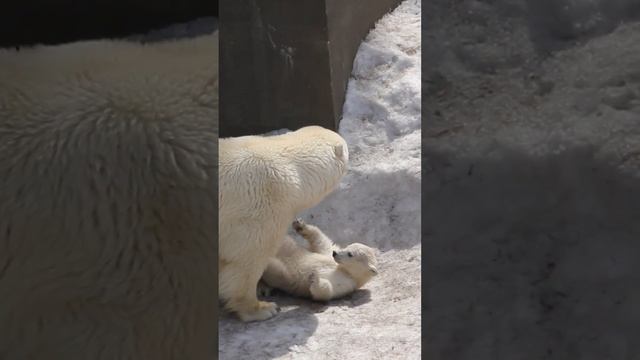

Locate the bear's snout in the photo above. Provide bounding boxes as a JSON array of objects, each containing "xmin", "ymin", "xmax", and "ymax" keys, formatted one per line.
[{"xmin": 332, "ymin": 251, "xmax": 337, "ymax": 258}]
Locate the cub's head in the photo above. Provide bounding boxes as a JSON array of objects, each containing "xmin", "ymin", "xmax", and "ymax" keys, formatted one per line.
[{"xmin": 332, "ymin": 243, "xmax": 379, "ymax": 285}]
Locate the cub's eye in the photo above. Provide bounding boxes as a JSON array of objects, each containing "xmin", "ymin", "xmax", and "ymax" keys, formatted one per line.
[{"xmin": 348, "ymin": 252, "xmax": 353, "ymax": 257}]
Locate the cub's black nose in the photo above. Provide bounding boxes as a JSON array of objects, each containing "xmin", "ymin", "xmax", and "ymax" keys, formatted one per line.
[{"xmin": 332, "ymin": 251, "xmax": 337, "ymax": 257}]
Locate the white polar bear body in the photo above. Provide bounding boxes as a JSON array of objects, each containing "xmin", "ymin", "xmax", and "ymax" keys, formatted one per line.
[
  {"xmin": 219, "ymin": 126, "xmax": 348, "ymax": 321},
  {"xmin": 0, "ymin": 33, "xmax": 218, "ymax": 359},
  {"xmin": 260, "ymin": 219, "xmax": 379, "ymax": 301}
]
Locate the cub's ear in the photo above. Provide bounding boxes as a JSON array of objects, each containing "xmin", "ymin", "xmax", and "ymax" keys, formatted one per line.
[{"xmin": 369, "ymin": 265, "xmax": 378, "ymax": 275}]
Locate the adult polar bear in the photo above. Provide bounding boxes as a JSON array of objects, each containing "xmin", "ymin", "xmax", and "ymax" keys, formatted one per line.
[
  {"xmin": 0, "ymin": 33, "xmax": 218, "ymax": 359},
  {"xmin": 219, "ymin": 126, "xmax": 348, "ymax": 321}
]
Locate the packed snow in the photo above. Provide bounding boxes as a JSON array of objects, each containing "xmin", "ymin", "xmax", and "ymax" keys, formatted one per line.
[{"xmin": 219, "ymin": 0, "xmax": 421, "ymax": 358}]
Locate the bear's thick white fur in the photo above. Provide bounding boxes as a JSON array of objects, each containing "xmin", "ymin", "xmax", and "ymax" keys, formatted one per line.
[
  {"xmin": 219, "ymin": 126, "xmax": 348, "ymax": 321},
  {"xmin": 0, "ymin": 33, "xmax": 218, "ymax": 359},
  {"xmin": 259, "ymin": 219, "xmax": 378, "ymax": 301}
]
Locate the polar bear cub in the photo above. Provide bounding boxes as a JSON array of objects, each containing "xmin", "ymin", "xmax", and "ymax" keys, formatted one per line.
[{"xmin": 260, "ymin": 218, "xmax": 379, "ymax": 301}]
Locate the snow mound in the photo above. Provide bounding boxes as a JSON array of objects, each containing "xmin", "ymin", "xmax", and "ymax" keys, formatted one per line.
[{"xmin": 302, "ymin": 0, "xmax": 421, "ymax": 252}]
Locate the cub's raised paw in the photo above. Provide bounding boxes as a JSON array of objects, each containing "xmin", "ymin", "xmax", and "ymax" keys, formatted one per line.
[{"xmin": 292, "ymin": 218, "xmax": 306, "ymax": 232}]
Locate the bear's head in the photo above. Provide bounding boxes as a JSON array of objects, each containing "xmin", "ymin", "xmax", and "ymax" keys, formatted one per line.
[
  {"xmin": 285, "ymin": 126, "xmax": 349, "ymax": 211},
  {"xmin": 332, "ymin": 243, "xmax": 379, "ymax": 286}
]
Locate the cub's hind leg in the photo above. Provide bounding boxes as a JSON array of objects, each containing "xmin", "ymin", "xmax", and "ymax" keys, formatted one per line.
[
  {"xmin": 308, "ymin": 271, "xmax": 334, "ymax": 302},
  {"xmin": 260, "ymin": 257, "xmax": 294, "ymax": 292}
]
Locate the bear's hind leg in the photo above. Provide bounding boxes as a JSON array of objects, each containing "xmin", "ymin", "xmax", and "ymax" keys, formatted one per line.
[{"xmin": 292, "ymin": 218, "xmax": 334, "ymax": 255}]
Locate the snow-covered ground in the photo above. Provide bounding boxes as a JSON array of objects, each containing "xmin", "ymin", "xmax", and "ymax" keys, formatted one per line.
[
  {"xmin": 424, "ymin": 1, "xmax": 640, "ymax": 357},
  {"xmin": 219, "ymin": 0, "xmax": 421, "ymax": 358}
]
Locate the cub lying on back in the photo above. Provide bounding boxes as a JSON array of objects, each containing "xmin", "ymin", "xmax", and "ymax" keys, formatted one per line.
[{"xmin": 259, "ymin": 219, "xmax": 379, "ymax": 301}]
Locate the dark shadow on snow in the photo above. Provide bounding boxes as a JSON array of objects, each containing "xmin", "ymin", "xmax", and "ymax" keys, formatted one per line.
[
  {"xmin": 219, "ymin": 303, "xmax": 319, "ymax": 360},
  {"xmin": 219, "ymin": 288, "xmax": 372, "ymax": 359},
  {"xmin": 424, "ymin": 144, "xmax": 640, "ymax": 359}
]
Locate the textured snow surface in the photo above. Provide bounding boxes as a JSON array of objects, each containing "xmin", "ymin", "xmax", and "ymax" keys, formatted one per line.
[{"xmin": 424, "ymin": 1, "xmax": 640, "ymax": 357}]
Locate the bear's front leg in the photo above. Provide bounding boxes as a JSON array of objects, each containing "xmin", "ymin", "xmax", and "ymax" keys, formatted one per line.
[{"xmin": 222, "ymin": 262, "xmax": 279, "ymax": 322}]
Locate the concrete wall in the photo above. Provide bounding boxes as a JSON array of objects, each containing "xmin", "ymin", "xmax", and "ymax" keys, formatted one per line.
[{"xmin": 220, "ymin": 0, "xmax": 402, "ymax": 137}]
